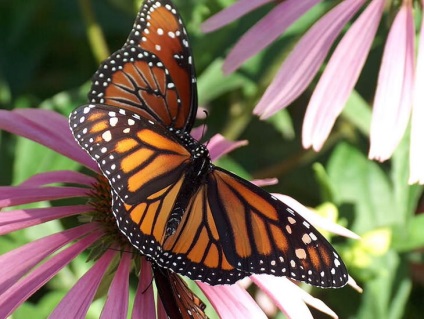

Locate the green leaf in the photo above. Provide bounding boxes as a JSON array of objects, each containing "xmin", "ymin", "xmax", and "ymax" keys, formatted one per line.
[
  {"xmin": 327, "ymin": 143, "xmax": 395, "ymax": 234},
  {"xmin": 265, "ymin": 109, "xmax": 294, "ymax": 140},
  {"xmin": 392, "ymin": 214, "xmax": 424, "ymax": 252},
  {"xmin": 342, "ymin": 90, "xmax": 371, "ymax": 136},
  {"xmin": 197, "ymin": 58, "xmax": 254, "ymax": 105},
  {"xmin": 13, "ymin": 137, "xmax": 79, "ymax": 185}
]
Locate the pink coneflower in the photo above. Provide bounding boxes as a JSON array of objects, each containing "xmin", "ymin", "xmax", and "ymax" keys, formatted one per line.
[
  {"xmin": 0, "ymin": 108, "xmax": 356, "ymax": 318},
  {"xmin": 203, "ymin": 0, "xmax": 424, "ymax": 184}
]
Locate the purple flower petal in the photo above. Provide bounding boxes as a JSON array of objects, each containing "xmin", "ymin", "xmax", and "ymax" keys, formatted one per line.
[
  {"xmin": 0, "ymin": 205, "xmax": 91, "ymax": 235},
  {"xmin": 198, "ymin": 282, "xmax": 267, "ymax": 319},
  {"xmin": 254, "ymin": 0, "xmax": 366, "ymax": 118},
  {"xmin": 20, "ymin": 170, "xmax": 95, "ymax": 187},
  {"xmin": 251, "ymin": 275, "xmax": 314, "ymax": 319},
  {"xmin": 0, "ymin": 186, "xmax": 88, "ymax": 208},
  {"xmin": 369, "ymin": 1, "xmax": 415, "ymax": 161},
  {"xmin": 0, "ymin": 109, "xmax": 98, "ymax": 172},
  {"xmin": 410, "ymin": 1, "xmax": 424, "ymax": 184},
  {"xmin": 131, "ymin": 258, "xmax": 155, "ymax": 319},
  {"xmin": 0, "ymin": 230, "xmax": 101, "ymax": 318},
  {"xmin": 254, "ymin": 275, "xmax": 340, "ymax": 318},
  {"xmin": 208, "ymin": 134, "xmax": 248, "ymax": 161},
  {"xmin": 191, "ymin": 125, "xmax": 207, "ymax": 141},
  {"xmin": 223, "ymin": 0, "xmax": 321, "ymax": 74},
  {"xmin": 100, "ymin": 253, "xmax": 131, "ymax": 319},
  {"xmin": 201, "ymin": 0, "xmax": 272, "ymax": 33},
  {"xmin": 157, "ymin": 300, "xmax": 168, "ymax": 319},
  {"xmin": 0, "ymin": 223, "xmax": 98, "ymax": 295},
  {"xmin": 49, "ymin": 250, "xmax": 117, "ymax": 319},
  {"xmin": 251, "ymin": 178, "xmax": 278, "ymax": 187},
  {"xmin": 302, "ymin": 0, "xmax": 385, "ymax": 151}
]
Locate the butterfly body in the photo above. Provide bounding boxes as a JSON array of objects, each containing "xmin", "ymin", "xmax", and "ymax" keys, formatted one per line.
[
  {"xmin": 70, "ymin": 0, "xmax": 348, "ymax": 289},
  {"xmin": 164, "ymin": 129, "xmax": 211, "ymax": 236}
]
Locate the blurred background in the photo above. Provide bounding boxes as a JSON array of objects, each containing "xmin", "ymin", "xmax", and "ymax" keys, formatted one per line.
[{"xmin": 1, "ymin": 0, "xmax": 423, "ymax": 318}]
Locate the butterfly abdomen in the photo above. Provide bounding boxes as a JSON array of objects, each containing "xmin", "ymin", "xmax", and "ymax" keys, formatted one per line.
[{"xmin": 165, "ymin": 129, "xmax": 211, "ymax": 236}]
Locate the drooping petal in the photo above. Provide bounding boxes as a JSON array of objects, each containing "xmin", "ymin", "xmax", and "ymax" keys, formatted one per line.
[
  {"xmin": 100, "ymin": 253, "xmax": 131, "ymax": 319},
  {"xmin": 254, "ymin": 0, "xmax": 366, "ymax": 118},
  {"xmin": 223, "ymin": 0, "xmax": 321, "ymax": 74},
  {"xmin": 369, "ymin": 1, "xmax": 415, "ymax": 161},
  {"xmin": 208, "ymin": 134, "xmax": 248, "ymax": 161},
  {"xmin": 201, "ymin": 0, "xmax": 272, "ymax": 33},
  {"xmin": 410, "ymin": 1, "xmax": 424, "ymax": 184},
  {"xmin": 0, "ymin": 231, "xmax": 102, "ymax": 318},
  {"xmin": 0, "ymin": 109, "xmax": 97, "ymax": 171},
  {"xmin": 20, "ymin": 170, "xmax": 96, "ymax": 187},
  {"xmin": 251, "ymin": 275, "xmax": 314, "ymax": 319},
  {"xmin": 302, "ymin": 0, "xmax": 385, "ymax": 151},
  {"xmin": 251, "ymin": 178, "xmax": 278, "ymax": 187},
  {"xmin": 0, "ymin": 223, "xmax": 98, "ymax": 295},
  {"xmin": 49, "ymin": 250, "xmax": 117, "ymax": 319},
  {"xmin": 191, "ymin": 125, "xmax": 207, "ymax": 141},
  {"xmin": 198, "ymin": 282, "xmax": 267, "ymax": 319},
  {"xmin": 0, "ymin": 205, "xmax": 91, "ymax": 235},
  {"xmin": 0, "ymin": 186, "xmax": 88, "ymax": 208},
  {"xmin": 131, "ymin": 258, "xmax": 155, "ymax": 319}
]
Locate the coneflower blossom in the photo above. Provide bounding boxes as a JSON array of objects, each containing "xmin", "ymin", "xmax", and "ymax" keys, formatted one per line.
[
  {"xmin": 203, "ymin": 0, "xmax": 424, "ymax": 184},
  {"xmin": 0, "ymin": 108, "xmax": 356, "ymax": 318}
]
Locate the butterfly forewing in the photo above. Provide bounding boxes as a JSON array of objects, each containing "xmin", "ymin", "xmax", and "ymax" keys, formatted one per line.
[
  {"xmin": 69, "ymin": 104, "xmax": 191, "ymax": 204},
  {"xmin": 89, "ymin": 47, "xmax": 184, "ymax": 127},
  {"xmin": 89, "ymin": 0, "xmax": 197, "ymax": 131},
  {"xmin": 125, "ymin": 0, "xmax": 197, "ymax": 131}
]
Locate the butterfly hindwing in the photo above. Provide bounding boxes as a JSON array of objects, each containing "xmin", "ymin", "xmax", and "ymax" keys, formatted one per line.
[
  {"xmin": 69, "ymin": 103, "xmax": 191, "ymax": 204},
  {"xmin": 206, "ymin": 168, "xmax": 348, "ymax": 288},
  {"xmin": 153, "ymin": 264, "xmax": 208, "ymax": 319}
]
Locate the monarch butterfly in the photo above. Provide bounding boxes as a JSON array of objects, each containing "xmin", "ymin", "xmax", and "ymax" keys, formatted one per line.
[
  {"xmin": 152, "ymin": 263, "xmax": 207, "ymax": 319},
  {"xmin": 70, "ymin": 0, "xmax": 348, "ymax": 289}
]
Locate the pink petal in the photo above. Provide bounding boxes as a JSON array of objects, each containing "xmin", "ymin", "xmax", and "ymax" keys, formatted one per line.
[
  {"xmin": 302, "ymin": 0, "xmax": 385, "ymax": 151},
  {"xmin": 157, "ymin": 300, "xmax": 168, "ymax": 319},
  {"xmin": 0, "ymin": 205, "xmax": 91, "ymax": 235},
  {"xmin": 49, "ymin": 250, "xmax": 117, "ymax": 319},
  {"xmin": 198, "ymin": 282, "xmax": 267, "ymax": 319},
  {"xmin": 0, "ymin": 109, "xmax": 98, "ymax": 172},
  {"xmin": 191, "ymin": 125, "xmax": 207, "ymax": 141},
  {"xmin": 0, "ymin": 186, "xmax": 88, "ymax": 208},
  {"xmin": 131, "ymin": 258, "xmax": 155, "ymax": 319},
  {"xmin": 208, "ymin": 134, "xmax": 248, "ymax": 161},
  {"xmin": 223, "ymin": 0, "xmax": 321, "ymax": 74},
  {"xmin": 20, "ymin": 170, "xmax": 95, "ymax": 187},
  {"xmin": 251, "ymin": 275, "xmax": 314, "ymax": 319},
  {"xmin": 0, "ymin": 231, "xmax": 101, "ymax": 318},
  {"xmin": 410, "ymin": 1, "xmax": 424, "ymax": 184},
  {"xmin": 369, "ymin": 1, "xmax": 415, "ymax": 161},
  {"xmin": 251, "ymin": 178, "xmax": 278, "ymax": 187},
  {"xmin": 254, "ymin": 0, "xmax": 366, "ymax": 118},
  {"xmin": 255, "ymin": 275, "xmax": 345, "ymax": 319},
  {"xmin": 273, "ymin": 194, "xmax": 360, "ymax": 239},
  {"xmin": 0, "ymin": 223, "xmax": 98, "ymax": 295},
  {"xmin": 100, "ymin": 253, "xmax": 131, "ymax": 319},
  {"xmin": 201, "ymin": 0, "xmax": 272, "ymax": 33}
]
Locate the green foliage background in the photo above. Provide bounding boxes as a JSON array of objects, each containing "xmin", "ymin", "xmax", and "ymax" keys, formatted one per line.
[{"xmin": 1, "ymin": 0, "xmax": 424, "ymax": 318}]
